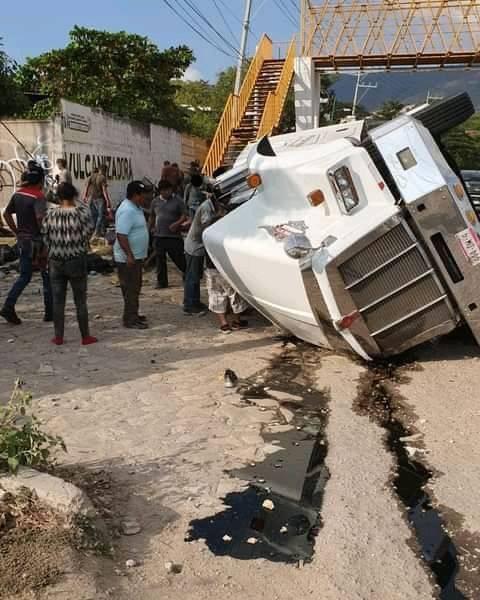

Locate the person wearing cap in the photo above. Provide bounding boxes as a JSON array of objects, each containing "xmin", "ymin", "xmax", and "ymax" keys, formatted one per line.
[
  {"xmin": 114, "ymin": 181, "xmax": 149, "ymax": 329},
  {"xmin": 0, "ymin": 163, "xmax": 53, "ymax": 325}
]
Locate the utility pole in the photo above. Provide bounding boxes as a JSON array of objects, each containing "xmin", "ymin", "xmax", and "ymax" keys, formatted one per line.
[
  {"xmin": 234, "ymin": 0, "xmax": 253, "ymax": 95},
  {"xmin": 352, "ymin": 72, "xmax": 377, "ymax": 118},
  {"xmin": 426, "ymin": 90, "xmax": 443, "ymax": 105}
]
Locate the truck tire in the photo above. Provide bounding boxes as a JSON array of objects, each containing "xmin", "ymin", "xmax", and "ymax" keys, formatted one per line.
[{"xmin": 413, "ymin": 93, "xmax": 474, "ymax": 137}]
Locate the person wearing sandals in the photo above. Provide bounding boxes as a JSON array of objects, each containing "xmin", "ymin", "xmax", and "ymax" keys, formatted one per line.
[
  {"xmin": 205, "ymin": 251, "xmax": 248, "ymax": 334},
  {"xmin": 41, "ymin": 182, "xmax": 97, "ymax": 346}
]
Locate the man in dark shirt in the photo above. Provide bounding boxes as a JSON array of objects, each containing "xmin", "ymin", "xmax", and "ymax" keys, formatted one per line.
[
  {"xmin": 149, "ymin": 180, "xmax": 188, "ymax": 289},
  {"xmin": 1, "ymin": 166, "xmax": 53, "ymax": 325}
]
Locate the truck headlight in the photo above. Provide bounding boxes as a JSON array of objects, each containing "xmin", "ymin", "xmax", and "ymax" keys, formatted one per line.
[{"xmin": 330, "ymin": 166, "xmax": 360, "ymax": 213}]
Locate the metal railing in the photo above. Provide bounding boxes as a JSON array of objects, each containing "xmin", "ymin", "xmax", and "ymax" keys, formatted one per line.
[
  {"xmin": 257, "ymin": 39, "xmax": 296, "ymax": 139},
  {"xmin": 203, "ymin": 35, "xmax": 273, "ymax": 176}
]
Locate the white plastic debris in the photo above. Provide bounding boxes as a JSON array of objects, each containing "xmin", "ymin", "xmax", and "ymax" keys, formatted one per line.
[
  {"xmin": 262, "ymin": 499, "xmax": 275, "ymax": 511},
  {"xmin": 125, "ymin": 559, "xmax": 138, "ymax": 568},
  {"xmin": 222, "ymin": 534, "xmax": 233, "ymax": 542}
]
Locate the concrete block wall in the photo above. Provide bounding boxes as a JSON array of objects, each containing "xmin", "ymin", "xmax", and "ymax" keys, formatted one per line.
[
  {"xmin": 0, "ymin": 99, "xmax": 208, "ymax": 211},
  {"xmin": 0, "ymin": 119, "xmax": 63, "ymax": 211}
]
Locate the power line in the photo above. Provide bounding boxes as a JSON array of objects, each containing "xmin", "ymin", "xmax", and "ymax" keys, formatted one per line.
[
  {"xmin": 286, "ymin": 0, "xmax": 300, "ymax": 14},
  {"xmin": 161, "ymin": 0, "xmax": 238, "ymax": 59},
  {"xmin": 0, "ymin": 120, "xmax": 34, "ymax": 160},
  {"xmin": 215, "ymin": 0, "xmax": 260, "ymax": 41},
  {"xmin": 211, "ymin": 0, "xmax": 239, "ymax": 44},
  {"xmin": 179, "ymin": 0, "xmax": 241, "ymax": 58},
  {"xmin": 252, "ymin": 0, "xmax": 271, "ymax": 19},
  {"xmin": 178, "ymin": 0, "xmax": 241, "ymax": 57},
  {"xmin": 274, "ymin": 0, "xmax": 298, "ymax": 27}
]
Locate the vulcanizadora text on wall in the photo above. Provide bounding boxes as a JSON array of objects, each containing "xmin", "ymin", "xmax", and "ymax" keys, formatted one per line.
[{"xmin": 0, "ymin": 99, "xmax": 208, "ymax": 210}]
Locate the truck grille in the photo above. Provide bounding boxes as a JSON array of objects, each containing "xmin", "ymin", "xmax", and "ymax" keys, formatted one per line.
[{"xmin": 338, "ymin": 222, "xmax": 454, "ymax": 353}]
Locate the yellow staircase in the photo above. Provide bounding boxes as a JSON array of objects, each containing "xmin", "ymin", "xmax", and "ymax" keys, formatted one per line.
[{"xmin": 203, "ymin": 36, "xmax": 295, "ymax": 177}]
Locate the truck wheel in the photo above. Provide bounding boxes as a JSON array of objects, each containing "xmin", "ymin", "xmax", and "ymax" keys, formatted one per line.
[{"xmin": 413, "ymin": 93, "xmax": 474, "ymax": 137}]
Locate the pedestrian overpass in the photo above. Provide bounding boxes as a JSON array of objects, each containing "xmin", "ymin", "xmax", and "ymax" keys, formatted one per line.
[{"xmin": 204, "ymin": 0, "xmax": 480, "ymax": 175}]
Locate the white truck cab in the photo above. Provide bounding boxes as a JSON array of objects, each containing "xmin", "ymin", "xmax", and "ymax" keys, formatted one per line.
[{"xmin": 204, "ymin": 94, "xmax": 480, "ymax": 359}]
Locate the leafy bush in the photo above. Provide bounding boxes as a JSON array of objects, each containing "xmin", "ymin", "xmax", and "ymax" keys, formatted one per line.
[{"xmin": 0, "ymin": 380, "xmax": 66, "ymax": 474}]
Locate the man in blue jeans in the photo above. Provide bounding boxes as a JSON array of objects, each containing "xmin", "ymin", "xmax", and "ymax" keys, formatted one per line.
[
  {"xmin": 83, "ymin": 165, "xmax": 111, "ymax": 238},
  {"xmin": 1, "ymin": 165, "xmax": 53, "ymax": 325},
  {"xmin": 183, "ymin": 186, "xmax": 222, "ymax": 315}
]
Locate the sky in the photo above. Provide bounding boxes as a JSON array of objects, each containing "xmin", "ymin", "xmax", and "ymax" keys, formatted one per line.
[
  {"xmin": 2, "ymin": 1, "xmax": 478, "ymax": 110},
  {"xmin": 1, "ymin": 0, "xmax": 299, "ymax": 82}
]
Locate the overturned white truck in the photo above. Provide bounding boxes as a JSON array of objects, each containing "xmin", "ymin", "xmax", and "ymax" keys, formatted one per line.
[{"xmin": 204, "ymin": 94, "xmax": 480, "ymax": 359}]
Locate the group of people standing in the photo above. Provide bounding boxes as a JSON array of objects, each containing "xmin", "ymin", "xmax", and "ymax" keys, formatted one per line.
[
  {"xmin": 120, "ymin": 161, "xmax": 248, "ymax": 332},
  {"xmin": 0, "ymin": 158, "xmax": 248, "ymax": 343}
]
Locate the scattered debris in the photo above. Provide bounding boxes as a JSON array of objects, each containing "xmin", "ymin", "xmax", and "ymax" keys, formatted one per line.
[
  {"xmin": 37, "ymin": 364, "xmax": 54, "ymax": 375},
  {"xmin": 121, "ymin": 518, "xmax": 141, "ymax": 536},
  {"xmin": 279, "ymin": 407, "xmax": 294, "ymax": 423},
  {"xmin": 125, "ymin": 559, "xmax": 139, "ymax": 568},
  {"xmin": 224, "ymin": 369, "xmax": 239, "ymax": 389},
  {"xmin": 188, "ymin": 345, "xmax": 330, "ymax": 565},
  {"xmin": 164, "ymin": 561, "xmax": 183, "ymax": 574},
  {"xmin": 355, "ymin": 360, "xmax": 479, "ymax": 599},
  {"xmin": 262, "ymin": 499, "xmax": 275, "ymax": 511}
]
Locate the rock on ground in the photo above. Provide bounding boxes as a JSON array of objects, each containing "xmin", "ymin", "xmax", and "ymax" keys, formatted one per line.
[{"xmin": 0, "ymin": 467, "xmax": 95, "ymax": 521}]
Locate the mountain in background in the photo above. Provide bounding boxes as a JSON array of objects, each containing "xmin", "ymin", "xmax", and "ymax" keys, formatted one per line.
[{"xmin": 331, "ymin": 70, "xmax": 480, "ymax": 111}]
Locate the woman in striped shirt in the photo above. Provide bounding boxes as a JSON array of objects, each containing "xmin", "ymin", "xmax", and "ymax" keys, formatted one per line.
[{"xmin": 41, "ymin": 182, "xmax": 97, "ymax": 346}]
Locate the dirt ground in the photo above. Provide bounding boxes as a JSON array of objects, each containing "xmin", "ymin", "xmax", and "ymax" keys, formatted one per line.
[{"xmin": 1, "ymin": 263, "xmax": 480, "ymax": 599}]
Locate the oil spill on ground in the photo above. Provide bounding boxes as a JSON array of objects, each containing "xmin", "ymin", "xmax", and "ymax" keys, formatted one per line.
[
  {"xmin": 186, "ymin": 344, "xmax": 329, "ymax": 564},
  {"xmin": 355, "ymin": 360, "xmax": 478, "ymax": 600}
]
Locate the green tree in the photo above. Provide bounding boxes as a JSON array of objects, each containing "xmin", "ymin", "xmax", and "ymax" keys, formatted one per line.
[
  {"xmin": 375, "ymin": 100, "xmax": 405, "ymax": 121},
  {"xmin": 176, "ymin": 63, "xmax": 335, "ymax": 140},
  {"xmin": 0, "ymin": 38, "xmax": 28, "ymax": 117},
  {"xmin": 174, "ymin": 65, "xmax": 241, "ymax": 140},
  {"xmin": 16, "ymin": 27, "xmax": 194, "ymax": 127},
  {"xmin": 210, "ymin": 66, "xmax": 238, "ymax": 116},
  {"xmin": 443, "ymin": 114, "xmax": 480, "ymax": 170},
  {"xmin": 175, "ymin": 79, "xmax": 216, "ymax": 139}
]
